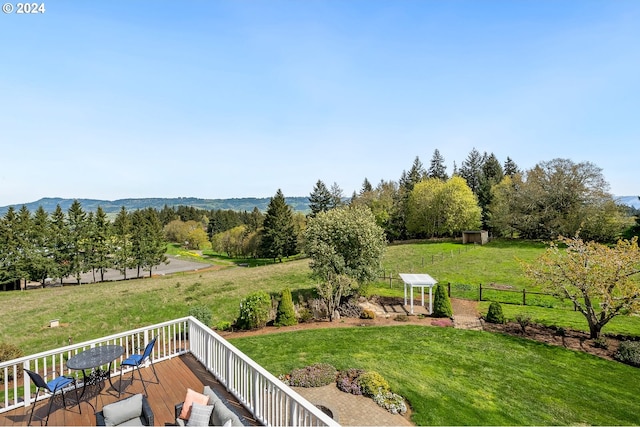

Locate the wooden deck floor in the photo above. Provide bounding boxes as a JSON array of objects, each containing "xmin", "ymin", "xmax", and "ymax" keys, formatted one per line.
[{"xmin": 0, "ymin": 353, "xmax": 259, "ymax": 426}]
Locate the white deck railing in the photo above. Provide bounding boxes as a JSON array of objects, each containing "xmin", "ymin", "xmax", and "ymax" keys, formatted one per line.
[{"xmin": 0, "ymin": 317, "xmax": 338, "ymax": 426}]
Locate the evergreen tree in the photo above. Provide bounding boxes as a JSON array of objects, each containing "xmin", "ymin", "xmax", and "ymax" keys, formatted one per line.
[
  {"xmin": 246, "ymin": 207, "xmax": 264, "ymax": 232},
  {"xmin": 89, "ymin": 206, "xmax": 112, "ymax": 282},
  {"xmin": 308, "ymin": 180, "xmax": 332, "ymax": 217},
  {"xmin": 0, "ymin": 208, "xmax": 23, "ymax": 286},
  {"xmin": 503, "ymin": 156, "xmax": 520, "ymax": 177},
  {"xmin": 131, "ymin": 210, "xmax": 146, "ymax": 278},
  {"xmin": 361, "ymin": 178, "xmax": 373, "ymax": 194},
  {"xmin": 459, "ymin": 148, "xmax": 483, "ymax": 196},
  {"xmin": 432, "ymin": 283, "xmax": 453, "ymax": 318},
  {"xmin": 329, "ymin": 182, "xmax": 344, "ymax": 209},
  {"xmin": 67, "ymin": 200, "xmax": 88, "ymax": 284},
  {"xmin": 427, "ymin": 149, "xmax": 448, "ymax": 180},
  {"xmin": 208, "ymin": 210, "xmax": 243, "ymax": 236},
  {"xmin": 113, "ymin": 206, "xmax": 134, "ymax": 279},
  {"xmin": 259, "ymin": 189, "xmax": 297, "ymax": 262},
  {"xmin": 275, "ymin": 287, "xmax": 298, "ymax": 326},
  {"xmin": 50, "ymin": 205, "xmax": 70, "ymax": 283},
  {"xmin": 130, "ymin": 208, "xmax": 166, "ymax": 278},
  {"xmin": 141, "ymin": 208, "xmax": 168, "ymax": 277},
  {"xmin": 406, "ymin": 156, "xmax": 426, "ymax": 188},
  {"xmin": 389, "ymin": 156, "xmax": 427, "ymax": 240},
  {"xmin": 29, "ymin": 206, "xmax": 55, "ymax": 285},
  {"xmin": 158, "ymin": 204, "xmax": 179, "ymax": 226},
  {"xmin": 478, "ymin": 152, "xmax": 504, "ymax": 229},
  {"xmin": 15, "ymin": 206, "xmax": 33, "ymax": 285}
]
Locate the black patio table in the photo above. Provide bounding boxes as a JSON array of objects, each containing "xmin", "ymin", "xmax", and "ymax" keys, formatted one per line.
[{"xmin": 67, "ymin": 345, "xmax": 124, "ymax": 399}]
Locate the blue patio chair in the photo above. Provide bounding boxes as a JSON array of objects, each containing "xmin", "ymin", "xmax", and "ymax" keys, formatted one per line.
[
  {"xmin": 119, "ymin": 336, "xmax": 159, "ymax": 396},
  {"xmin": 25, "ymin": 369, "xmax": 81, "ymax": 426}
]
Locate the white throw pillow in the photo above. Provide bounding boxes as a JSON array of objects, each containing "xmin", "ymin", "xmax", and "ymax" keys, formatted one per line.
[{"xmin": 186, "ymin": 402, "xmax": 214, "ymax": 426}]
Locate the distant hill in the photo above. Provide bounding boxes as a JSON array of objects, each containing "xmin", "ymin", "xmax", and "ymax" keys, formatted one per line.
[
  {"xmin": 0, "ymin": 196, "xmax": 312, "ymax": 216},
  {"xmin": 617, "ymin": 196, "xmax": 640, "ymax": 209}
]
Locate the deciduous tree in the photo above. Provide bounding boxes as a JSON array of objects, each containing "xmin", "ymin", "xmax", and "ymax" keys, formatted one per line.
[
  {"xmin": 495, "ymin": 158, "xmax": 630, "ymax": 242},
  {"xmin": 304, "ymin": 206, "xmax": 386, "ymax": 320},
  {"xmin": 525, "ymin": 235, "xmax": 640, "ymax": 339},
  {"xmin": 407, "ymin": 177, "xmax": 481, "ymax": 237}
]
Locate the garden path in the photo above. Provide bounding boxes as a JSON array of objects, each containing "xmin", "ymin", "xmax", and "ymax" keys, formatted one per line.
[{"xmin": 293, "ymin": 384, "xmax": 414, "ymax": 426}]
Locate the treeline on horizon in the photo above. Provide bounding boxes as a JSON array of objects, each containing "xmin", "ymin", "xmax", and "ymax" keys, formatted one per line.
[{"xmin": 1, "ymin": 148, "xmax": 639, "ymax": 286}]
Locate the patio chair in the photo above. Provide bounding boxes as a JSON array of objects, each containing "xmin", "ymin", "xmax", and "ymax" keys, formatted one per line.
[
  {"xmin": 25, "ymin": 369, "xmax": 81, "ymax": 426},
  {"xmin": 119, "ymin": 336, "xmax": 159, "ymax": 396}
]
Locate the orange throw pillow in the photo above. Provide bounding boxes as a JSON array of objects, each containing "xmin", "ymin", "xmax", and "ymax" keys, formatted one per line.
[{"xmin": 179, "ymin": 388, "xmax": 210, "ymax": 420}]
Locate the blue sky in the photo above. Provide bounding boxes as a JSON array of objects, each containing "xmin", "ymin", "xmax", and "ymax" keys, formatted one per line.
[{"xmin": 1, "ymin": 0, "xmax": 639, "ymax": 206}]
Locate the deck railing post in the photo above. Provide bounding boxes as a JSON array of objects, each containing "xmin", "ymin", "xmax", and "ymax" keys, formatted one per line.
[{"xmin": 22, "ymin": 361, "xmax": 30, "ymax": 408}]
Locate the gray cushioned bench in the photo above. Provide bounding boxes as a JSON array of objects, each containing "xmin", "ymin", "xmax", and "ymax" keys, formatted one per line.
[{"xmin": 174, "ymin": 385, "xmax": 249, "ymax": 426}]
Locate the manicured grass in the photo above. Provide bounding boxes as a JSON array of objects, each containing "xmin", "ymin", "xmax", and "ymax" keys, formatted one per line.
[
  {"xmin": 3, "ymin": 239, "xmax": 640, "ymax": 425},
  {"xmin": 374, "ymin": 239, "xmax": 546, "ymax": 293},
  {"xmin": 230, "ymin": 325, "xmax": 640, "ymax": 426},
  {"xmin": 3, "ymin": 238, "xmax": 640, "ymax": 356}
]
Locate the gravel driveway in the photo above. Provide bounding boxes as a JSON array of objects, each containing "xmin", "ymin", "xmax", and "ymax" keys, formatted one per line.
[{"xmin": 35, "ymin": 256, "xmax": 215, "ymax": 286}]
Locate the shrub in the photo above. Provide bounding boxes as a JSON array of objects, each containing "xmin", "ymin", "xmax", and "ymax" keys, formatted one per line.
[
  {"xmin": 237, "ymin": 291, "xmax": 272, "ymax": 330},
  {"xmin": 394, "ymin": 314, "xmax": 409, "ymax": 322},
  {"xmin": 287, "ymin": 363, "xmax": 338, "ymax": 387},
  {"xmin": 0, "ymin": 343, "xmax": 23, "ymax": 381},
  {"xmin": 188, "ymin": 305, "xmax": 212, "ymax": 326},
  {"xmin": 485, "ymin": 301, "xmax": 505, "ymax": 324},
  {"xmin": 297, "ymin": 307, "xmax": 314, "ymax": 323},
  {"xmin": 515, "ymin": 313, "xmax": 531, "ymax": 334},
  {"xmin": 336, "ymin": 368, "xmax": 365, "ymax": 395},
  {"xmin": 215, "ymin": 320, "xmax": 232, "ymax": 331},
  {"xmin": 358, "ymin": 371, "xmax": 390, "ymax": 397},
  {"xmin": 431, "ymin": 318, "xmax": 453, "ymax": 328},
  {"xmin": 432, "ymin": 283, "xmax": 453, "ymax": 318},
  {"xmin": 615, "ymin": 340, "xmax": 640, "ymax": 367},
  {"xmin": 360, "ymin": 309, "xmax": 376, "ymax": 320},
  {"xmin": 593, "ymin": 337, "xmax": 609, "ymax": 349},
  {"xmin": 373, "ymin": 389, "xmax": 408, "ymax": 415},
  {"xmin": 275, "ymin": 288, "xmax": 298, "ymax": 327}
]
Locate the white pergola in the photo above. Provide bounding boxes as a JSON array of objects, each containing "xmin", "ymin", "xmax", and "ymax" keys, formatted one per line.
[{"xmin": 399, "ymin": 273, "xmax": 438, "ymax": 315}]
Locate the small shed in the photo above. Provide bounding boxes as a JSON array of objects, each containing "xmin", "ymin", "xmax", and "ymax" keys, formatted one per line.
[
  {"xmin": 399, "ymin": 273, "xmax": 438, "ymax": 315},
  {"xmin": 462, "ymin": 230, "xmax": 488, "ymax": 245}
]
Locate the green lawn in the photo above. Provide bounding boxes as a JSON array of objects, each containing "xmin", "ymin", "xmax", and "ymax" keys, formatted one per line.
[
  {"xmin": 230, "ymin": 325, "xmax": 640, "ymax": 426},
  {"xmin": 2, "ymin": 239, "xmax": 640, "ymax": 425},
  {"xmin": 3, "ymin": 239, "xmax": 640, "ymax": 354}
]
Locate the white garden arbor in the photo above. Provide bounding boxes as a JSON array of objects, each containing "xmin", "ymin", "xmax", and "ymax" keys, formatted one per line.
[{"xmin": 399, "ymin": 273, "xmax": 438, "ymax": 315}]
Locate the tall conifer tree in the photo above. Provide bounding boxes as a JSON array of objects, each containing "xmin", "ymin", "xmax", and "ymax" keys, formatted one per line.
[
  {"xmin": 308, "ymin": 180, "xmax": 332, "ymax": 217},
  {"xmin": 259, "ymin": 189, "xmax": 297, "ymax": 262},
  {"xmin": 428, "ymin": 149, "xmax": 448, "ymax": 180}
]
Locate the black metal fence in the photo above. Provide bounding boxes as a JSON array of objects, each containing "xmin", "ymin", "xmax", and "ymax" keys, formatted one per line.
[{"xmin": 377, "ymin": 276, "xmax": 574, "ymax": 310}]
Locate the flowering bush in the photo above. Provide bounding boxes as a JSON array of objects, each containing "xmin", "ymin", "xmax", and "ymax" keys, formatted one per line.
[
  {"xmin": 284, "ymin": 363, "xmax": 338, "ymax": 387},
  {"xmin": 430, "ymin": 318, "xmax": 453, "ymax": 328},
  {"xmin": 358, "ymin": 371, "xmax": 390, "ymax": 396},
  {"xmin": 615, "ymin": 341, "xmax": 640, "ymax": 367},
  {"xmin": 336, "ymin": 368, "xmax": 365, "ymax": 395},
  {"xmin": 373, "ymin": 388, "xmax": 408, "ymax": 415}
]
